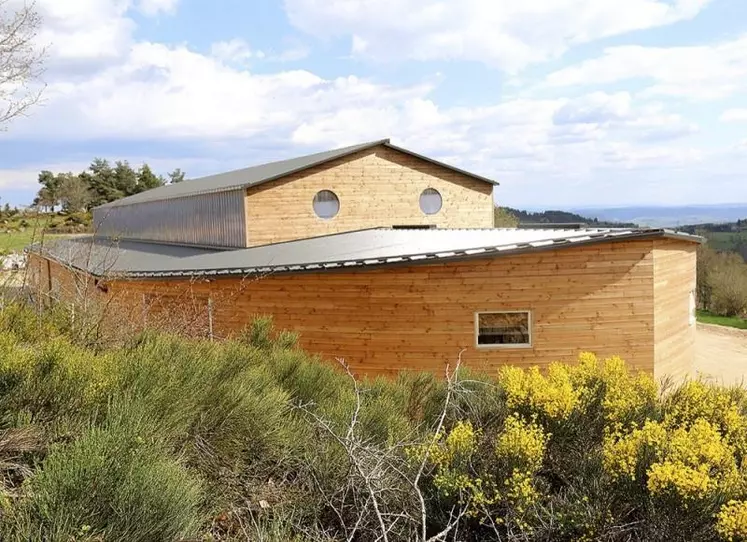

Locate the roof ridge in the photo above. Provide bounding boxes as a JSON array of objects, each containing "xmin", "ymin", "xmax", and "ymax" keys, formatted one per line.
[{"xmin": 93, "ymin": 138, "xmax": 498, "ymax": 210}]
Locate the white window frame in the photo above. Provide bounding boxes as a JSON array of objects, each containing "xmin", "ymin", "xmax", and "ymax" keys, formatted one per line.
[
  {"xmin": 312, "ymin": 189, "xmax": 340, "ymax": 219},
  {"xmin": 474, "ymin": 310, "xmax": 533, "ymax": 349}
]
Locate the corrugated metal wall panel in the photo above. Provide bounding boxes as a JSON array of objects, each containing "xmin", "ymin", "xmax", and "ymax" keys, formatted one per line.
[{"xmin": 92, "ymin": 189, "xmax": 246, "ymax": 248}]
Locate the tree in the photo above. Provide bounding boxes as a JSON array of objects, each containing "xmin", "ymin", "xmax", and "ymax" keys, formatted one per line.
[
  {"xmin": 58, "ymin": 173, "xmax": 92, "ymax": 213},
  {"xmin": 1, "ymin": 0, "xmax": 45, "ymax": 130},
  {"xmin": 113, "ymin": 160, "xmax": 138, "ymax": 197},
  {"xmin": 85, "ymin": 159, "xmax": 119, "ymax": 207},
  {"xmin": 167, "ymin": 168, "xmax": 186, "ymax": 184},
  {"xmin": 35, "ymin": 170, "xmax": 60, "ymax": 210},
  {"xmin": 493, "ymin": 206, "xmax": 520, "ymax": 227},
  {"xmin": 136, "ymin": 164, "xmax": 165, "ymax": 192},
  {"xmin": 32, "ymin": 159, "xmax": 182, "ymax": 208}
]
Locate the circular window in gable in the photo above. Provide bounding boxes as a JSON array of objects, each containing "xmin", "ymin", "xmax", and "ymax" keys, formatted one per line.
[
  {"xmin": 313, "ymin": 190, "xmax": 340, "ymax": 219},
  {"xmin": 419, "ymin": 188, "xmax": 442, "ymax": 215}
]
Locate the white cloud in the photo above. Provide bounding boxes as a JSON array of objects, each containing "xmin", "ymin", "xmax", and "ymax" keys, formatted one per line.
[
  {"xmin": 721, "ymin": 109, "xmax": 747, "ymax": 122},
  {"xmin": 136, "ymin": 0, "xmax": 179, "ymax": 16},
  {"xmin": 3, "ymin": 0, "xmax": 744, "ymax": 207},
  {"xmin": 27, "ymin": 0, "xmax": 180, "ymax": 71},
  {"xmin": 544, "ymin": 35, "xmax": 747, "ymax": 100},
  {"xmin": 0, "ymin": 161, "xmax": 91, "ymax": 191},
  {"xmin": 284, "ymin": 0, "xmax": 713, "ymax": 71},
  {"xmin": 211, "ymin": 39, "xmax": 265, "ymax": 65},
  {"xmin": 2, "ymin": 41, "xmax": 433, "ymax": 141}
]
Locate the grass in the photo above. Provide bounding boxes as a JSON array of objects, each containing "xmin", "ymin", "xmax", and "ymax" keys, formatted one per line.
[
  {"xmin": 0, "ymin": 230, "xmax": 74, "ymax": 255},
  {"xmin": 0, "ymin": 213, "xmax": 92, "ymax": 254},
  {"xmin": 0, "ymin": 229, "xmax": 46, "ymax": 254},
  {"xmin": 697, "ymin": 309, "xmax": 747, "ymax": 330}
]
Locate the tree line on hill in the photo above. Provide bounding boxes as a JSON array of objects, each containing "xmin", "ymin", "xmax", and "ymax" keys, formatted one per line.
[
  {"xmin": 680, "ymin": 221, "xmax": 747, "ymax": 263},
  {"xmin": 33, "ymin": 159, "xmax": 187, "ymax": 212},
  {"xmin": 493, "ymin": 207, "xmax": 639, "ymax": 228}
]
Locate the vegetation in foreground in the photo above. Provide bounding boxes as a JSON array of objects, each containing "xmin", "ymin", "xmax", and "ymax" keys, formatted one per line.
[
  {"xmin": 698, "ymin": 310, "xmax": 747, "ymax": 331},
  {"xmin": 1, "ymin": 305, "xmax": 747, "ymax": 541}
]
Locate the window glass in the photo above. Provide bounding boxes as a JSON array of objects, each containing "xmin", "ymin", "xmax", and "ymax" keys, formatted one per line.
[
  {"xmin": 312, "ymin": 190, "xmax": 340, "ymax": 219},
  {"xmin": 476, "ymin": 311, "xmax": 531, "ymax": 347},
  {"xmin": 419, "ymin": 188, "xmax": 442, "ymax": 215}
]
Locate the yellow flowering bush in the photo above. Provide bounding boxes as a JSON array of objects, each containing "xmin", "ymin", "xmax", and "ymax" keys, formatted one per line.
[
  {"xmin": 599, "ymin": 357, "xmax": 658, "ymax": 427},
  {"xmin": 495, "ymin": 415, "xmax": 548, "ymax": 475},
  {"xmin": 717, "ymin": 500, "xmax": 747, "ymax": 541},
  {"xmin": 603, "ymin": 421, "xmax": 667, "ymax": 480},
  {"xmin": 665, "ymin": 381, "xmax": 747, "ymax": 457},
  {"xmin": 410, "ymin": 421, "xmax": 487, "ymax": 505},
  {"xmin": 605, "ymin": 418, "xmax": 741, "ymax": 502},
  {"xmin": 500, "ymin": 353, "xmax": 657, "ymax": 429},
  {"xmin": 499, "ymin": 364, "xmax": 579, "ymax": 421},
  {"xmin": 647, "ymin": 462, "xmax": 712, "ymax": 500}
]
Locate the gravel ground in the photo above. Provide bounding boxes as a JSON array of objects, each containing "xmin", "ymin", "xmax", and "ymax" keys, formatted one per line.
[{"xmin": 695, "ymin": 323, "xmax": 747, "ymax": 386}]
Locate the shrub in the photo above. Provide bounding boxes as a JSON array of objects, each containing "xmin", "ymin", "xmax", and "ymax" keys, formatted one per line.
[
  {"xmin": 4, "ymin": 306, "xmax": 747, "ymax": 541},
  {"xmin": 698, "ymin": 245, "xmax": 747, "ymax": 317},
  {"xmin": 3, "ymin": 415, "xmax": 202, "ymax": 542}
]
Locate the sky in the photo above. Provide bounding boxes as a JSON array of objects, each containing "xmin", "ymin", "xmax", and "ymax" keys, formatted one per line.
[{"xmin": 1, "ymin": 0, "xmax": 746, "ymax": 209}]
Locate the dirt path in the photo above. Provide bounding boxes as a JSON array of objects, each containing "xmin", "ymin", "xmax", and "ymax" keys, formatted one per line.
[{"xmin": 695, "ymin": 323, "xmax": 747, "ymax": 386}]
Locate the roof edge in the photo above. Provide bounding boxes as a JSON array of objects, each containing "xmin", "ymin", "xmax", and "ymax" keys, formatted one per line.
[
  {"xmin": 83, "ymin": 228, "xmax": 703, "ymax": 280},
  {"xmin": 94, "ymin": 139, "xmax": 392, "ymax": 210},
  {"xmin": 93, "ymin": 138, "xmax": 499, "ymax": 210},
  {"xmin": 382, "ymin": 142, "xmax": 499, "ymax": 186}
]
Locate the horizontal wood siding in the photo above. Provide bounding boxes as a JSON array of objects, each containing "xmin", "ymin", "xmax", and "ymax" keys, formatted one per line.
[
  {"xmin": 244, "ymin": 145, "xmax": 494, "ymax": 246},
  {"xmin": 87, "ymin": 239, "xmax": 659, "ymax": 377},
  {"xmin": 653, "ymin": 239, "xmax": 697, "ymax": 382}
]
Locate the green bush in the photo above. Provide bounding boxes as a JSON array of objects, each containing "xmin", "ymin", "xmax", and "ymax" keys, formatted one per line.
[
  {"xmin": 3, "ymin": 414, "xmax": 202, "ymax": 542},
  {"xmin": 698, "ymin": 245, "xmax": 747, "ymax": 317},
  {"xmin": 3, "ymin": 306, "xmax": 747, "ymax": 541}
]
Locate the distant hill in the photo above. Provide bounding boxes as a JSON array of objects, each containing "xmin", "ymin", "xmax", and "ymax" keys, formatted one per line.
[
  {"xmin": 506, "ymin": 207, "xmax": 638, "ymax": 228},
  {"xmin": 567, "ymin": 205, "xmax": 747, "ymax": 228}
]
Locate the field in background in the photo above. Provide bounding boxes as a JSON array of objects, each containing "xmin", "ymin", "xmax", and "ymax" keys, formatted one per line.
[{"xmin": 0, "ymin": 212, "xmax": 92, "ymax": 255}]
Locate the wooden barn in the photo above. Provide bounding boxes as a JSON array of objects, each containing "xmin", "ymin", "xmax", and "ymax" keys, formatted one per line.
[{"xmin": 27, "ymin": 139, "xmax": 702, "ymax": 379}]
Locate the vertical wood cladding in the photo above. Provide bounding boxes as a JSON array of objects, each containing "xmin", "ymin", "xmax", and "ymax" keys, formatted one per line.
[{"xmin": 244, "ymin": 146, "xmax": 495, "ymax": 246}]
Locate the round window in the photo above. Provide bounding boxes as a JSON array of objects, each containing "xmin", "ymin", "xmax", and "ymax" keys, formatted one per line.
[
  {"xmin": 312, "ymin": 190, "xmax": 340, "ymax": 219},
  {"xmin": 419, "ymin": 188, "xmax": 442, "ymax": 215}
]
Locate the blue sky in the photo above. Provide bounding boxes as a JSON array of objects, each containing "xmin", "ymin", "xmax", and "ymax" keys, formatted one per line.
[{"xmin": 1, "ymin": 0, "xmax": 746, "ymax": 208}]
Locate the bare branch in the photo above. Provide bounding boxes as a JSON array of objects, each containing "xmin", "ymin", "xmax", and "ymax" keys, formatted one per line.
[{"xmin": 0, "ymin": 0, "xmax": 46, "ymax": 129}]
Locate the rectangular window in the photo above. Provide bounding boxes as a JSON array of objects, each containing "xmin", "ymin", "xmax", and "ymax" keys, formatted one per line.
[{"xmin": 475, "ymin": 311, "xmax": 532, "ymax": 348}]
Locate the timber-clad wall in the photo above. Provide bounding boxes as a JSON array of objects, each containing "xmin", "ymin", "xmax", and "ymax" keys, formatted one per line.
[
  {"xmin": 653, "ymin": 239, "xmax": 697, "ymax": 382},
  {"xmin": 244, "ymin": 146, "xmax": 494, "ymax": 247},
  {"xmin": 27, "ymin": 238, "xmax": 694, "ymax": 378}
]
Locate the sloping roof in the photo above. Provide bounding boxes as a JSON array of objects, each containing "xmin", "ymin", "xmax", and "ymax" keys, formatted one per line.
[
  {"xmin": 33, "ymin": 227, "xmax": 703, "ymax": 279},
  {"xmin": 96, "ymin": 139, "xmax": 499, "ymax": 209}
]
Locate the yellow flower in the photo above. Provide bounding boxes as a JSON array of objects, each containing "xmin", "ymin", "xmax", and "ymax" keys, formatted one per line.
[
  {"xmin": 716, "ymin": 500, "xmax": 747, "ymax": 541},
  {"xmin": 495, "ymin": 415, "xmax": 548, "ymax": 474},
  {"xmin": 603, "ymin": 421, "xmax": 667, "ymax": 481},
  {"xmin": 647, "ymin": 461, "xmax": 712, "ymax": 500},
  {"xmin": 499, "ymin": 364, "xmax": 579, "ymax": 420}
]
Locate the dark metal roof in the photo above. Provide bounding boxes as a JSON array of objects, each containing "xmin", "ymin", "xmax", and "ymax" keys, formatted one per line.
[
  {"xmin": 95, "ymin": 139, "xmax": 499, "ymax": 209},
  {"xmin": 32, "ymin": 227, "xmax": 704, "ymax": 279}
]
